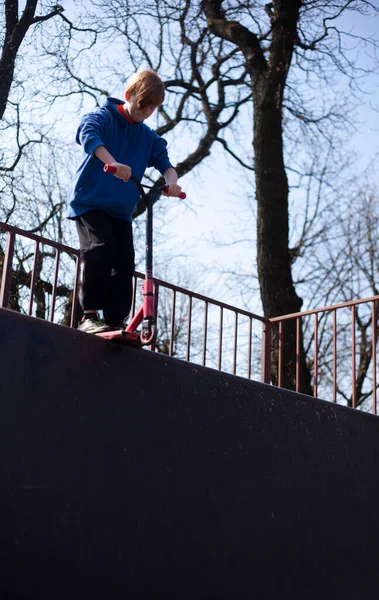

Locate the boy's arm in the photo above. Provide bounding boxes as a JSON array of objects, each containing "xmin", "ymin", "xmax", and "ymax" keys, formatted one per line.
[
  {"xmin": 163, "ymin": 167, "xmax": 182, "ymax": 197},
  {"xmin": 94, "ymin": 145, "xmax": 131, "ymax": 182}
]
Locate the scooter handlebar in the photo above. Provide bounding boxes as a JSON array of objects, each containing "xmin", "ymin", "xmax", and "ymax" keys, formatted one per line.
[
  {"xmin": 103, "ymin": 164, "xmax": 186, "ymax": 199},
  {"xmin": 104, "ymin": 164, "xmax": 117, "ymax": 174}
]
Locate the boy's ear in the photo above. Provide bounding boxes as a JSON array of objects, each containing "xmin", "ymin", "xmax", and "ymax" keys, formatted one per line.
[{"xmin": 125, "ymin": 90, "xmax": 131, "ymax": 101}]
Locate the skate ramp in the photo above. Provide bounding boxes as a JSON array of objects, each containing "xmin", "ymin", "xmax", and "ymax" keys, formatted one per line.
[{"xmin": 1, "ymin": 307, "xmax": 379, "ymax": 599}]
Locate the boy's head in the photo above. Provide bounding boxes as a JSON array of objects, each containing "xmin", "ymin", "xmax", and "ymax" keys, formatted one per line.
[{"xmin": 124, "ymin": 70, "xmax": 165, "ymax": 116}]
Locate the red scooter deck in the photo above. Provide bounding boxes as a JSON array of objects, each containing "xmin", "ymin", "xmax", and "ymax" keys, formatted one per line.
[{"xmin": 96, "ymin": 329, "xmax": 143, "ymax": 347}]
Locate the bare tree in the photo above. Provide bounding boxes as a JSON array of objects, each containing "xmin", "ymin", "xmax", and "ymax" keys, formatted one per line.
[
  {"xmin": 201, "ymin": 0, "xmax": 379, "ymax": 393},
  {"xmin": 1, "ymin": 0, "xmax": 252, "ymax": 326},
  {"xmin": 0, "ymin": 1, "xmax": 67, "ymax": 170},
  {"xmin": 304, "ymin": 181, "xmax": 379, "ymax": 410}
]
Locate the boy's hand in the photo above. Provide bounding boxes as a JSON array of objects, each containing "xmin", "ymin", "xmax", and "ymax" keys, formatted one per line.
[
  {"xmin": 110, "ymin": 162, "xmax": 131, "ymax": 182},
  {"xmin": 162, "ymin": 183, "xmax": 182, "ymax": 197}
]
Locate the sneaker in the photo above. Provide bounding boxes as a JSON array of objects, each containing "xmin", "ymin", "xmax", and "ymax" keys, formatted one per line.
[{"xmin": 77, "ymin": 315, "xmax": 111, "ymax": 334}]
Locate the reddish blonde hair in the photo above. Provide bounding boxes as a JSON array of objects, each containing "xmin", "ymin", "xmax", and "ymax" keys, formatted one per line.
[{"xmin": 126, "ymin": 70, "xmax": 165, "ymax": 109}]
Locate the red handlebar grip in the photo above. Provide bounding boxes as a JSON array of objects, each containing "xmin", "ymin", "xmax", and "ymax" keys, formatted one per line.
[{"xmin": 163, "ymin": 185, "xmax": 186, "ymax": 199}]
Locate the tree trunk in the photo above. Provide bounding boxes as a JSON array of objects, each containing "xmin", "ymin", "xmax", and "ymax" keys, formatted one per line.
[
  {"xmin": 253, "ymin": 74, "xmax": 311, "ymax": 393},
  {"xmin": 0, "ymin": 1, "xmax": 39, "ymax": 120},
  {"xmin": 203, "ymin": 0, "xmax": 313, "ymax": 394}
]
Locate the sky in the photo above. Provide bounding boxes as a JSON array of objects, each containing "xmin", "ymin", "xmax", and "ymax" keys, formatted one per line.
[
  {"xmin": 151, "ymin": 5, "xmax": 379, "ymax": 310},
  {"xmin": 16, "ymin": 0, "xmax": 379, "ymax": 314}
]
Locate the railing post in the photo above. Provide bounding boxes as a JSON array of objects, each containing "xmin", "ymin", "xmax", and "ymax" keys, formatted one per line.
[
  {"xmin": 372, "ymin": 301, "xmax": 377, "ymax": 415},
  {"xmin": 0, "ymin": 231, "xmax": 16, "ymax": 309},
  {"xmin": 261, "ymin": 319, "xmax": 271, "ymax": 384},
  {"xmin": 70, "ymin": 254, "xmax": 81, "ymax": 328},
  {"xmin": 169, "ymin": 290, "xmax": 176, "ymax": 357}
]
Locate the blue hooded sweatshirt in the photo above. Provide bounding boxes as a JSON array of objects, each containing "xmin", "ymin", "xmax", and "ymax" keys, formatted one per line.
[{"xmin": 67, "ymin": 97, "xmax": 173, "ymax": 221}]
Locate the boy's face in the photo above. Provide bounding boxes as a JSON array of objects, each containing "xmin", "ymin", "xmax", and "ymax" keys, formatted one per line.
[{"xmin": 124, "ymin": 91, "xmax": 157, "ymax": 122}]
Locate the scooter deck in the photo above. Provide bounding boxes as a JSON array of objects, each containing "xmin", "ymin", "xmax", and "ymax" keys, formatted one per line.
[{"xmin": 96, "ymin": 329, "xmax": 142, "ymax": 347}]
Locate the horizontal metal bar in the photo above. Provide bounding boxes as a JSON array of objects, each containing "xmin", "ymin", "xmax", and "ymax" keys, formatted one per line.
[
  {"xmin": 269, "ymin": 294, "xmax": 379, "ymax": 323},
  {"xmin": 134, "ymin": 271, "xmax": 267, "ymax": 322},
  {"xmin": 0, "ymin": 222, "xmax": 80, "ymax": 256}
]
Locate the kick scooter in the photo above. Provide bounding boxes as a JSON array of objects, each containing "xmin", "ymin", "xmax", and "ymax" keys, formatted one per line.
[{"xmin": 96, "ymin": 164, "xmax": 186, "ymax": 347}]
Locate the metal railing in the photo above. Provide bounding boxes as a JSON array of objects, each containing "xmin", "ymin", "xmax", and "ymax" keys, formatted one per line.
[
  {"xmin": 1, "ymin": 221, "xmax": 379, "ymax": 414},
  {"xmin": 270, "ymin": 297, "xmax": 379, "ymax": 414},
  {"xmin": 0, "ymin": 222, "xmax": 81, "ymax": 327},
  {"xmin": 0, "ymin": 221, "xmax": 270, "ymax": 382},
  {"xmin": 134, "ymin": 272, "xmax": 271, "ymax": 382}
]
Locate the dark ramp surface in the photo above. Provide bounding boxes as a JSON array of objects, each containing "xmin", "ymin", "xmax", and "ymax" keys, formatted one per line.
[{"xmin": 1, "ymin": 307, "xmax": 379, "ymax": 599}]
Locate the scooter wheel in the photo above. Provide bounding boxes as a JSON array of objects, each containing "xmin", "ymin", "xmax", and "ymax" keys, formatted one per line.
[{"xmin": 140, "ymin": 324, "xmax": 157, "ymax": 346}]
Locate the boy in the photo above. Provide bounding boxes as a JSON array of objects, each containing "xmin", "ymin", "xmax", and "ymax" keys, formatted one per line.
[{"xmin": 67, "ymin": 70, "xmax": 182, "ymax": 334}]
